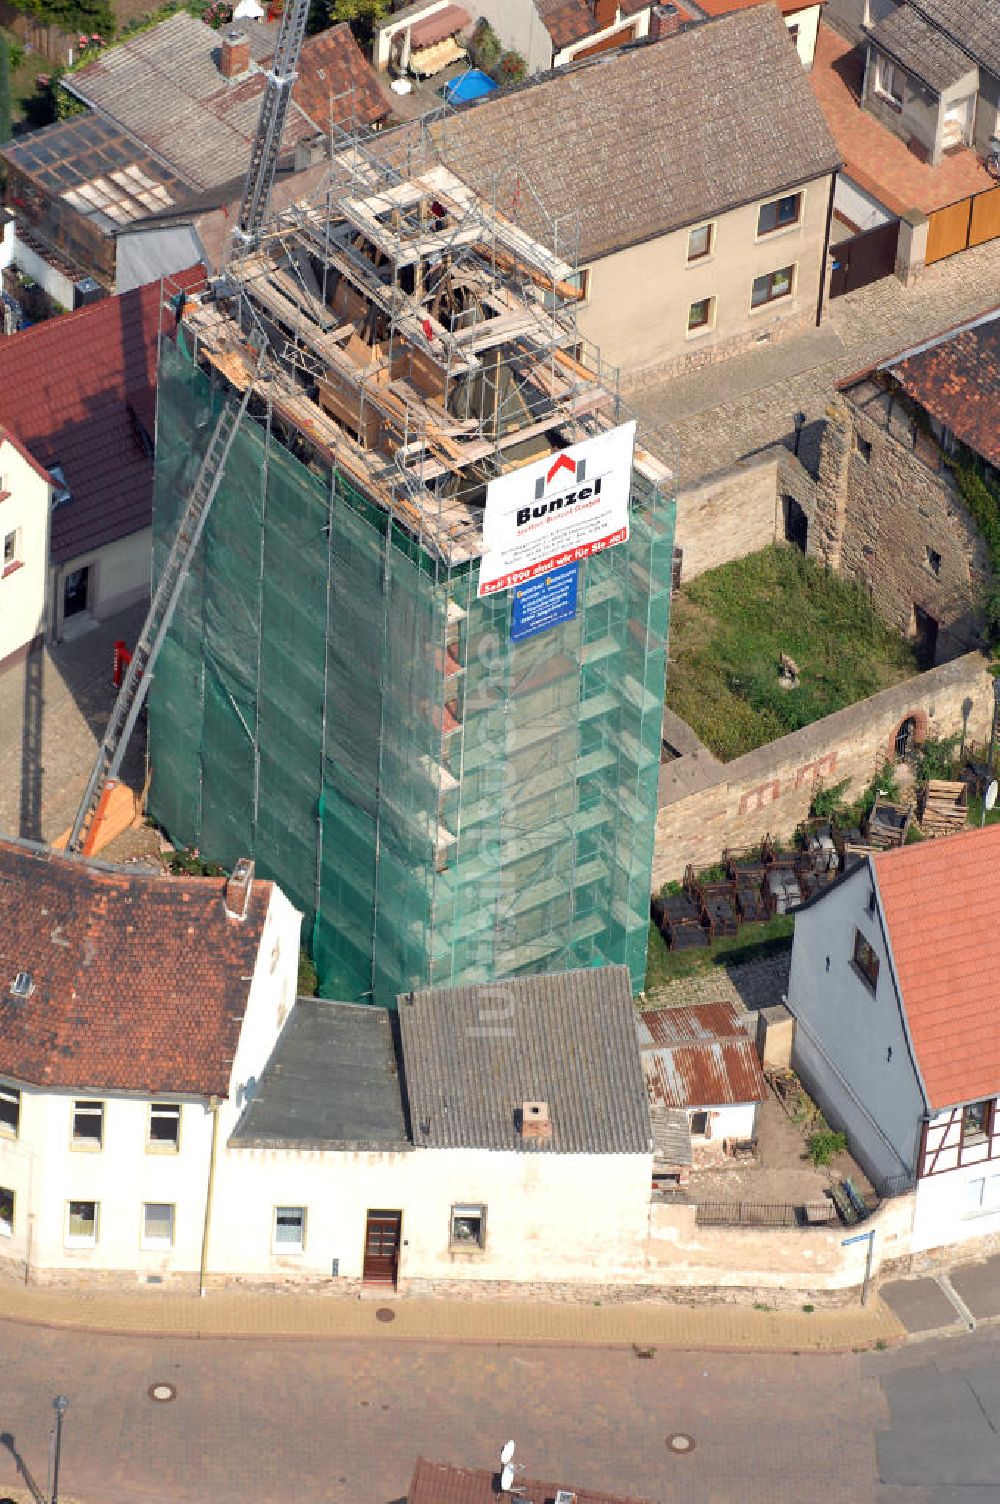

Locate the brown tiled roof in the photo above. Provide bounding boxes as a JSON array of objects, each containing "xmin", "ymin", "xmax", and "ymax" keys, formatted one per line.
[
  {"xmin": 537, "ymin": 0, "xmax": 595, "ymax": 49},
  {"xmin": 0, "ymin": 274, "xmax": 202, "ymax": 563},
  {"xmin": 408, "ymin": 1459, "xmax": 650, "ymax": 1504},
  {"xmin": 873, "ymin": 826, "xmax": 1000, "ymax": 1110},
  {"xmin": 67, "ymin": 14, "xmax": 386, "ymax": 193},
  {"xmin": 867, "ymin": 5, "xmax": 975, "ymax": 94},
  {"xmin": 885, "ymin": 311, "xmax": 1000, "ymax": 469},
  {"xmin": 909, "ymin": 0, "xmax": 1000, "ymax": 79},
  {"xmin": 0, "ymin": 838, "xmax": 272, "ymax": 1097},
  {"xmin": 693, "ymin": 0, "xmax": 816, "ymax": 14},
  {"xmin": 638, "ymin": 1001, "xmax": 767, "ymax": 1107},
  {"xmin": 433, "ymin": 8, "xmax": 841, "ymax": 261}
]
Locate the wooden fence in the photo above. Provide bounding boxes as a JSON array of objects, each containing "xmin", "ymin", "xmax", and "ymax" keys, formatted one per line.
[{"xmin": 926, "ymin": 182, "xmax": 1000, "ymax": 265}]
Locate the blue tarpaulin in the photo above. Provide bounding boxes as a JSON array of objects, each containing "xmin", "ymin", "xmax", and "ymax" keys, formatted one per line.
[{"xmin": 443, "ymin": 69, "xmax": 498, "ymax": 104}]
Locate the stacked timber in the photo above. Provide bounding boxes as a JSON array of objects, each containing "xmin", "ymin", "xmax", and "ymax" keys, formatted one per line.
[{"xmin": 918, "ymin": 779, "xmax": 968, "ymax": 837}]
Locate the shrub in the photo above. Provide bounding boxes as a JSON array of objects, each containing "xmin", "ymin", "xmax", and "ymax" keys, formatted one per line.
[
  {"xmin": 858, "ymin": 760, "xmax": 900, "ymax": 820},
  {"xmin": 297, "ymin": 947, "xmax": 319, "ymax": 996},
  {"xmin": 914, "ymin": 732, "xmax": 961, "ymax": 783},
  {"xmin": 467, "ymin": 17, "xmax": 500, "ymax": 71},
  {"xmin": 496, "ymin": 49, "xmax": 526, "ymax": 84},
  {"xmin": 806, "ymin": 1129, "xmax": 847, "ymax": 1167},
  {"xmin": 810, "ymin": 778, "xmax": 851, "ymax": 820},
  {"xmin": 166, "ymin": 846, "xmax": 226, "ymax": 877}
]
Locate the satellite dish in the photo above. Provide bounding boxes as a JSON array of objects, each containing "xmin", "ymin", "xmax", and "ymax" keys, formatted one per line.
[
  {"xmin": 500, "ymin": 1442, "xmax": 516, "ymax": 1466},
  {"xmin": 501, "ymin": 1466, "xmax": 515, "ymax": 1492},
  {"xmin": 986, "ymin": 780, "xmax": 998, "ymax": 812}
]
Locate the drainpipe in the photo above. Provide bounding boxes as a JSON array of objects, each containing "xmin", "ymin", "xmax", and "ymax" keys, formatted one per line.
[{"xmin": 199, "ymin": 1094, "xmax": 221, "ymax": 1298}]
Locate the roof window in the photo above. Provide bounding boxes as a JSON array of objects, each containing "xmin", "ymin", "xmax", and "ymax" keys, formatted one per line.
[
  {"xmin": 49, "ymin": 465, "xmax": 72, "ymax": 509},
  {"xmin": 10, "ymin": 972, "xmax": 34, "ymax": 998}
]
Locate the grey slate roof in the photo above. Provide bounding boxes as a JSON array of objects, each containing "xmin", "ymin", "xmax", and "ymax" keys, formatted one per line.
[
  {"xmin": 230, "ymin": 999, "xmax": 410, "ymax": 1150},
  {"xmin": 431, "ymin": 8, "xmax": 841, "ymax": 262},
  {"xmin": 867, "ymin": 5, "xmax": 976, "ymax": 94},
  {"xmin": 397, "ymin": 966, "xmax": 652, "ymax": 1155},
  {"xmin": 910, "ymin": 0, "xmax": 1000, "ymax": 80}
]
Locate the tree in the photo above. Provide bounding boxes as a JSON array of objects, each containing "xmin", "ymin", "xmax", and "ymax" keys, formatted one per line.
[
  {"xmin": 327, "ymin": 0, "xmax": 388, "ymax": 51},
  {"xmin": 0, "ymin": 34, "xmax": 12, "ymax": 148}
]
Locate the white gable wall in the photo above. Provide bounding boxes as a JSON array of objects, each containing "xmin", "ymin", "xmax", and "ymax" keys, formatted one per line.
[
  {"xmin": 0, "ymin": 438, "xmax": 50, "ymax": 667},
  {"xmin": 787, "ymin": 861, "xmax": 925, "ymax": 1189}
]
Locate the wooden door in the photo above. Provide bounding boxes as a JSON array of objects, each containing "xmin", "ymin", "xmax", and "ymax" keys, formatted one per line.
[
  {"xmin": 363, "ymin": 1210, "xmax": 401, "ymax": 1286},
  {"xmin": 969, "ymin": 186, "xmax": 1000, "ymax": 248},
  {"xmin": 926, "ymin": 198, "xmax": 973, "ymax": 264}
]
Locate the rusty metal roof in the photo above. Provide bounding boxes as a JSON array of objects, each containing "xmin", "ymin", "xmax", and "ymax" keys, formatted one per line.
[{"xmin": 638, "ymin": 1001, "xmax": 767, "ymax": 1109}]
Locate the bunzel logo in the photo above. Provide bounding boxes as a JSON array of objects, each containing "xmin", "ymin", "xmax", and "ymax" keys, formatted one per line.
[{"xmin": 515, "ymin": 451, "xmax": 602, "ymax": 528}]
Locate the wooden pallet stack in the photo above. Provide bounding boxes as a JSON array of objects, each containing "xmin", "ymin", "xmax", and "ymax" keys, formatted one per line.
[{"xmin": 919, "ymin": 779, "xmax": 968, "ymax": 838}]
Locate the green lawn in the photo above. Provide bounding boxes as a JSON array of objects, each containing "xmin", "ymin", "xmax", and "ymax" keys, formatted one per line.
[
  {"xmin": 645, "ymin": 912, "xmax": 794, "ymax": 990},
  {"xmin": 2, "ymin": 32, "xmax": 54, "ymax": 129},
  {"xmin": 666, "ymin": 545, "xmax": 921, "ymax": 762}
]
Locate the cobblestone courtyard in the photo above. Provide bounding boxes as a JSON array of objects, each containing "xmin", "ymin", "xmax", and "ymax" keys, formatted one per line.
[{"xmin": 632, "ymin": 237, "xmax": 1000, "ymax": 486}]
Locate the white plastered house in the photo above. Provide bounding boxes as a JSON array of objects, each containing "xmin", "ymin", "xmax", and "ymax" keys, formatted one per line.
[{"xmin": 787, "ymin": 824, "xmax": 1000, "ymax": 1255}]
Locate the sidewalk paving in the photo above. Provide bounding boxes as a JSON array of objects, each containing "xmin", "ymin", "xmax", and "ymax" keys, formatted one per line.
[{"xmin": 0, "ymin": 1278, "xmax": 904, "ymax": 1351}]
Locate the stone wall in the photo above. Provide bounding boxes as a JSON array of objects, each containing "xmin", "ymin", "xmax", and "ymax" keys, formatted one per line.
[
  {"xmin": 674, "ymin": 454, "xmax": 781, "ymax": 581},
  {"xmin": 654, "ymin": 651, "xmax": 995, "ymax": 883},
  {"xmin": 812, "ymin": 396, "xmax": 989, "ymax": 663}
]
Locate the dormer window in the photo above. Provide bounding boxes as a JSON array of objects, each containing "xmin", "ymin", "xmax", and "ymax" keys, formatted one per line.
[{"xmin": 49, "ymin": 465, "xmax": 72, "ymax": 509}]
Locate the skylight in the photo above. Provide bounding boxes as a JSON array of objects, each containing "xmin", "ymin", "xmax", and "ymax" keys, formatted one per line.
[{"xmin": 10, "ymin": 971, "xmax": 34, "ymax": 998}]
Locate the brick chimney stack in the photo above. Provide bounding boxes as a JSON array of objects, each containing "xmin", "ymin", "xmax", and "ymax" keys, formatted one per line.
[
  {"xmin": 649, "ymin": 3, "xmax": 684, "ymax": 40},
  {"xmin": 519, "ymin": 1101, "xmax": 552, "ymax": 1142},
  {"xmin": 224, "ymin": 858, "xmax": 255, "ymax": 921},
  {"xmin": 219, "ymin": 27, "xmax": 250, "ymax": 78}
]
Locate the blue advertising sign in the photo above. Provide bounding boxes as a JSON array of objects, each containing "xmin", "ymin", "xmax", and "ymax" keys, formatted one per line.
[{"xmin": 510, "ymin": 563, "xmax": 579, "ymax": 643}]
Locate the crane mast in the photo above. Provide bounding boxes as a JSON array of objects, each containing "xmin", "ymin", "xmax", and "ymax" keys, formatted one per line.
[{"xmin": 236, "ymin": 0, "xmax": 312, "ymax": 242}]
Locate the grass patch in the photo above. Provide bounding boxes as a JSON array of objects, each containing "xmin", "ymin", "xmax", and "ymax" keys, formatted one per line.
[
  {"xmin": 646, "ymin": 912, "xmax": 793, "ymax": 990},
  {"xmin": 666, "ymin": 546, "xmax": 920, "ymax": 761},
  {"xmin": 2, "ymin": 31, "xmax": 52, "ymax": 128}
]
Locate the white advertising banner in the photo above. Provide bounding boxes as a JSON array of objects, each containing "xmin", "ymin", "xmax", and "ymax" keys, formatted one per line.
[{"xmin": 477, "ymin": 419, "xmax": 636, "ymax": 598}]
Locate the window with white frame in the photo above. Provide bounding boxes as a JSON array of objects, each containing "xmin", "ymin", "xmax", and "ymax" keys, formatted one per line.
[
  {"xmin": 757, "ymin": 193, "xmax": 802, "ymax": 237},
  {"xmin": 751, "ymin": 265, "xmax": 794, "ymax": 308},
  {"xmin": 0, "ymin": 1187, "xmax": 13, "ymax": 1237},
  {"xmin": 450, "ymin": 1203, "xmax": 486, "ymax": 1250},
  {"xmin": 964, "ymin": 1173, "xmax": 1000, "ymax": 1215},
  {"xmin": 142, "ymin": 1202, "xmax": 175, "ymax": 1248},
  {"xmin": 147, "ymin": 1103, "xmax": 181, "ymax": 1150},
  {"xmin": 2, "ymin": 529, "xmax": 21, "ymax": 575},
  {"xmin": 66, "ymin": 1200, "xmax": 98, "ymax": 1247},
  {"xmin": 71, "ymin": 1100, "xmax": 104, "ymax": 1149},
  {"xmin": 874, "ymin": 55, "xmax": 903, "ymax": 107},
  {"xmin": 0, "ymin": 1085, "xmax": 20, "ymax": 1138},
  {"xmin": 687, "ymin": 222, "xmax": 714, "ymax": 262},
  {"xmin": 273, "ymin": 1206, "xmax": 306, "ymax": 1252}
]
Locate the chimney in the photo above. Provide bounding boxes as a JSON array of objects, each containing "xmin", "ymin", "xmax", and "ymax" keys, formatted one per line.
[
  {"xmin": 649, "ymin": 3, "xmax": 683, "ymax": 40},
  {"xmin": 224, "ymin": 858, "xmax": 255, "ymax": 921},
  {"xmin": 519, "ymin": 1101, "xmax": 552, "ymax": 1142},
  {"xmin": 219, "ymin": 27, "xmax": 250, "ymax": 79}
]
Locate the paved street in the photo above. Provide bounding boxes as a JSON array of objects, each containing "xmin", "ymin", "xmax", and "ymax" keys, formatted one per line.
[
  {"xmin": 0, "ymin": 1320, "xmax": 881, "ymax": 1504},
  {"xmin": 3, "ymin": 1317, "xmax": 1000, "ymax": 1504},
  {"xmin": 632, "ymin": 236, "xmax": 1000, "ymax": 486}
]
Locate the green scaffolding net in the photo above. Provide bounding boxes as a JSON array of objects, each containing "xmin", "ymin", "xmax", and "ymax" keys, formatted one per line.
[{"xmin": 149, "ymin": 335, "xmax": 675, "ymax": 1006}]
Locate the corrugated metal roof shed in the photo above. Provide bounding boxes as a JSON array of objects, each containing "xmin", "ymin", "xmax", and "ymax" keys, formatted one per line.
[
  {"xmin": 398, "ymin": 966, "xmax": 652, "ymax": 1155},
  {"xmin": 638, "ymin": 1001, "xmax": 767, "ymax": 1109}
]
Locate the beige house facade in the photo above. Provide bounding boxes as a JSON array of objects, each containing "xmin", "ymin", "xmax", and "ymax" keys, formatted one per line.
[
  {"xmin": 434, "ymin": 6, "xmax": 841, "ymax": 388},
  {"xmin": 578, "ymin": 173, "xmax": 835, "ymax": 384}
]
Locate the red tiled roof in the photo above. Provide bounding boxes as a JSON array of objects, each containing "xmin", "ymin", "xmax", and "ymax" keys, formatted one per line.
[
  {"xmin": 291, "ymin": 24, "xmax": 389, "ymax": 131},
  {"xmin": 408, "ymin": 1460, "xmax": 649, "ymax": 1504},
  {"xmin": 0, "ymin": 273, "xmax": 202, "ymax": 564},
  {"xmin": 0, "ymin": 838, "xmax": 272, "ymax": 1097},
  {"xmin": 638, "ymin": 1000, "xmax": 767, "ymax": 1107},
  {"xmin": 874, "ymin": 825, "xmax": 1000, "ymax": 1110},
  {"xmin": 888, "ymin": 313, "xmax": 1000, "ymax": 469},
  {"xmin": 692, "ymin": 0, "xmax": 813, "ymax": 14}
]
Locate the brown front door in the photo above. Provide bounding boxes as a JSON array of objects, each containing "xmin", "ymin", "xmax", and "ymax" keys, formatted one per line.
[{"xmin": 363, "ymin": 1210, "xmax": 401, "ymax": 1286}]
